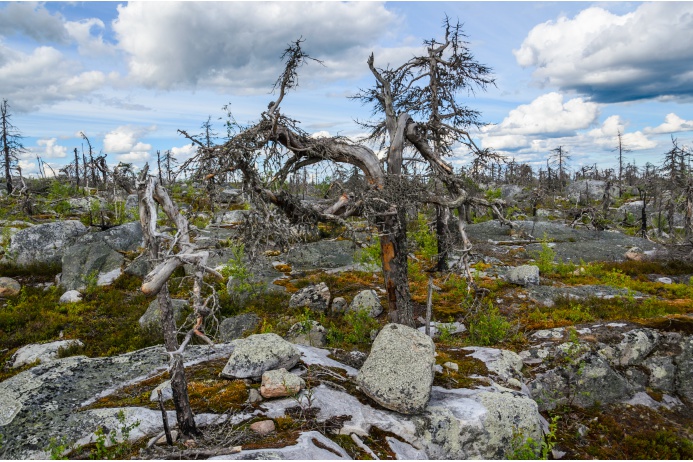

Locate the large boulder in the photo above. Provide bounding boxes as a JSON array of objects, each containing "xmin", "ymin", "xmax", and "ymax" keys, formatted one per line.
[
  {"xmin": 6, "ymin": 220, "xmax": 87, "ymax": 266},
  {"xmin": 348, "ymin": 289, "xmax": 383, "ymax": 317},
  {"xmin": 0, "ymin": 276, "xmax": 21, "ymax": 297},
  {"xmin": 288, "ymin": 282, "xmax": 330, "ymax": 312},
  {"xmin": 356, "ymin": 323, "xmax": 436, "ymax": 414},
  {"xmin": 218, "ymin": 313, "xmax": 261, "ymax": 341},
  {"xmin": 138, "ymin": 298, "xmax": 189, "ymax": 329},
  {"xmin": 61, "ymin": 223, "xmax": 143, "ymax": 291},
  {"xmin": 220, "ymin": 333, "xmax": 300, "ymax": 379},
  {"xmin": 11, "ymin": 339, "xmax": 84, "ymax": 368}
]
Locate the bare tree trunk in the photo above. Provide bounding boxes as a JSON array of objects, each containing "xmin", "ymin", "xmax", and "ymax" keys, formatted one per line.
[
  {"xmin": 379, "ymin": 209, "xmax": 413, "ymax": 327},
  {"xmin": 1, "ymin": 102, "xmax": 12, "ymax": 195},
  {"xmin": 435, "ymin": 204, "xmax": 451, "ymax": 272}
]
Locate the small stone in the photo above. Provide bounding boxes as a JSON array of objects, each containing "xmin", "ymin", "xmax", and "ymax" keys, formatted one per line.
[
  {"xmin": 59, "ymin": 290, "xmax": 83, "ymax": 304},
  {"xmin": 260, "ymin": 368, "xmax": 305, "ymax": 398},
  {"xmin": 247, "ymin": 388, "xmax": 263, "ymax": 403},
  {"xmin": 331, "ymin": 297, "xmax": 348, "ymax": 313},
  {"xmin": 149, "ymin": 380, "xmax": 173, "ymax": 402},
  {"xmin": 0, "ymin": 277, "xmax": 21, "ymax": 297},
  {"xmin": 250, "ymin": 420, "xmax": 276, "ymax": 435},
  {"xmin": 155, "ymin": 430, "xmax": 179, "ymax": 445},
  {"xmin": 442, "ymin": 361, "xmax": 459, "ymax": 372},
  {"xmin": 657, "ymin": 277, "xmax": 672, "ymax": 284},
  {"xmin": 348, "ymin": 289, "xmax": 383, "ymax": 317}
]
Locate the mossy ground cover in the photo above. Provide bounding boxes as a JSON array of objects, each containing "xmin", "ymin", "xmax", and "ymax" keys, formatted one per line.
[
  {"xmin": 550, "ymin": 403, "xmax": 693, "ymax": 459},
  {"xmin": 0, "ymin": 273, "xmax": 160, "ymax": 381}
]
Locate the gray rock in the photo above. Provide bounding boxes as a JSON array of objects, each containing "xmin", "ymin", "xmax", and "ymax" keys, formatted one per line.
[
  {"xmin": 285, "ymin": 320, "xmax": 327, "ymax": 347},
  {"xmin": 289, "ymin": 282, "xmax": 331, "ymax": 312},
  {"xmin": 348, "ymin": 289, "xmax": 383, "ymax": 317},
  {"xmin": 59, "ymin": 290, "xmax": 83, "ymax": 304},
  {"xmin": 0, "ymin": 276, "xmax": 21, "ymax": 297},
  {"xmin": 260, "ymin": 368, "xmax": 306, "ymax": 398},
  {"xmin": 284, "ymin": 240, "xmax": 356, "ymax": 271},
  {"xmin": 11, "ymin": 339, "xmax": 84, "ymax": 368},
  {"xmin": 356, "ymin": 323, "xmax": 436, "ymax": 414},
  {"xmin": 6, "ymin": 220, "xmax": 88, "ymax": 266},
  {"xmin": 218, "ymin": 313, "xmax": 260, "ymax": 341},
  {"xmin": 149, "ymin": 380, "xmax": 172, "ymax": 402},
  {"xmin": 214, "ymin": 209, "xmax": 249, "ymax": 224},
  {"xmin": 644, "ymin": 356, "xmax": 676, "ymax": 392},
  {"xmin": 219, "ymin": 188, "xmax": 243, "ymax": 203},
  {"xmin": 675, "ymin": 335, "xmax": 693, "ymax": 402},
  {"xmin": 566, "ymin": 179, "xmax": 617, "ymax": 203},
  {"xmin": 331, "ymin": 296, "xmax": 348, "ymax": 313},
  {"xmin": 207, "ymin": 431, "xmax": 349, "ymax": 460},
  {"xmin": 60, "ymin": 223, "xmax": 143, "ymax": 291},
  {"xmin": 463, "ymin": 347, "xmax": 524, "ymax": 381},
  {"xmin": 505, "ymin": 265, "xmax": 540, "ymax": 286},
  {"xmin": 125, "ymin": 194, "xmax": 139, "ymax": 210},
  {"xmin": 220, "ymin": 333, "xmax": 300, "ymax": 379},
  {"xmin": 138, "ymin": 298, "xmax": 189, "ymax": 329},
  {"xmin": 613, "ymin": 329, "xmax": 660, "ymax": 366},
  {"xmin": 124, "ymin": 254, "xmax": 151, "ymax": 277}
]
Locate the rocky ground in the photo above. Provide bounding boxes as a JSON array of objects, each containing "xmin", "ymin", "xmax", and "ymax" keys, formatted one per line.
[{"xmin": 1, "ymin": 181, "xmax": 692, "ymax": 459}]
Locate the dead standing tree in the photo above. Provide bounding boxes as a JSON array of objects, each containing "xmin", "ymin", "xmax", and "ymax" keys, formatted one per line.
[
  {"xmin": 137, "ymin": 163, "xmax": 223, "ymax": 437},
  {"xmin": 183, "ymin": 23, "xmax": 506, "ymax": 326}
]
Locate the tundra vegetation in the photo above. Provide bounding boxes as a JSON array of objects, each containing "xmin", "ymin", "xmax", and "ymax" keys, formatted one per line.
[{"xmin": 1, "ymin": 21, "xmax": 693, "ymax": 460}]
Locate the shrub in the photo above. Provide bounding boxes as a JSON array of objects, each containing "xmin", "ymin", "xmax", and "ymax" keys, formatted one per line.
[{"xmin": 467, "ymin": 302, "xmax": 513, "ymax": 346}]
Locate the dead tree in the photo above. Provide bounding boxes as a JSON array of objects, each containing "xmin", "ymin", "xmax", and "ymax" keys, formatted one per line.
[
  {"xmin": 1, "ymin": 99, "xmax": 24, "ymax": 195},
  {"xmin": 137, "ymin": 163, "xmax": 223, "ymax": 438},
  {"xmin": 182, "ymin": 23, "xmax": 506, "ymax": 326}
]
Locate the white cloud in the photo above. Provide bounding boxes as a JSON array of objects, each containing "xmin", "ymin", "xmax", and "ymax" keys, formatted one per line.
[
  {"xmin": 479, "ymin": 92, "xmax": 599, "ymax": 150},
  {"xmin": 171, "ymin": 144, "xmax": 197, "ymax": 162},
  {"xmin": 514, "ymin": 3, "xmax": 693, "ymax": 102},
  {"xmin": 0, "ymin": 3, "xmax": 69, "ymax": 43},
  {"xmin": 103, "ymin": 125, "xmax": 155, "ymax": 154},
  {"xmin": 587, "ymin": 115, "xmax": 656, "ymax": 150},
  {"xmin": 34, "ymin": 138, "xmax": 69, "ymax": 159},
  {"xmin": 112, "ymin": 2, "xmax": 398, "ymax": 90},
  {"xmin": 644, "ymin": 113, "xmax": 693, "ymax": 135},
  {"xmin": 0, "ymin": 44, "xmax": 109, "ymax": 112},
  {"xmin": 117, "ymin": 151, "xmax": 150, "ymax": 163},
  {"xmin": 65, "ymin": 18, "xmax": 115, "ymax": 58}
]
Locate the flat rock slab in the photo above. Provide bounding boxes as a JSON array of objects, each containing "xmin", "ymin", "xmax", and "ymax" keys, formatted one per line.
[
  {"xmin": 0, "ymin": 343, "xmax": 232, "ymax": 459},
  {"xmin": 466, "ymin": 220, "xmax": 662, "ymax": 263},
  {"xmin": 283, "ymin": 240, "xmax": 356, "ymax": 271},
  {"xmin": 11, "ymin": 339, "xmax": 84, "ymax": 368},
  {"xmin": 208, "ymin": 431, "xmax": 350, "ymax": 460}
]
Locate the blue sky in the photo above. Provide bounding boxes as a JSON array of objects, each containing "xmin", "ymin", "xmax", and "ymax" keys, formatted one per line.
[{"xmin": 1, "ymin": 1, "xmax": 692, "ymax": 178}]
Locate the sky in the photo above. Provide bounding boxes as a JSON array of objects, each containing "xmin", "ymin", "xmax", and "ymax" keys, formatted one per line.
[{"xmin": 1, "ymin": 1, "xmax": 693, "ymax": 178}]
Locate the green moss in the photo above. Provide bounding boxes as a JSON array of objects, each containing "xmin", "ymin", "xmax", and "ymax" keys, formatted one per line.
[{"xmin": 434, "ymin": 348, "xmax": 489, "ymax": 389}]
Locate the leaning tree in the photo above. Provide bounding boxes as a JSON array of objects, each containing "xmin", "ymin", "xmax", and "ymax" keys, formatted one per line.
[{"xmin": 181, "ymin": 19, "xmax": 508, "ymax": 327}]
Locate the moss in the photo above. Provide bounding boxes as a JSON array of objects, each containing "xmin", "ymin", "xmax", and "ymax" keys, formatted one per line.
[
  {"xmin": 0, "ymin": 261, "xmax": 61, "ymax": 280},
  {"xmin": 433, "ymin": 348, "xmax": 489, "ymax": 389}
]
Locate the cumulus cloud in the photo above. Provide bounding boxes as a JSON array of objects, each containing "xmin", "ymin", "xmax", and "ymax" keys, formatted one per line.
[
  {"xmin": 103, "ymin": 125, "xmax": 155, "ymax": 154},
  {"xmin": 171, "ymin": 144, "xmax": 197, "ymax": 162},
  {"xmin": 644, "ymin": 113, "xmax": 693, "ymax": 135},
  {"xmin": 117, "ymin": 151, "xmax": 150, "ymax": 163},
  {"xmin": 479, "ymin": 92, "xmax": 600, "ymax": 150},
  {"xmin": 587, "ymin": 115, "xmax": 656, "ymax": 150},
  {"xmin": 65, "ymin": 18, "xmax": 115, "ymax": 58},
  {"xmin": 0, "ymin": 43, "xmax": 111, "ymax": 112},
  {"xmin": 112, "ymin": 2, "xmax": 398, "ymax": 91},
  {"xmin": 514, "ymin": 3, "xmax": 693, "ymax": 102},
  {"xmin": 0, "ymin": 2, "xmax": 69, "ymax": 43},
  {"xmin": 33, "ymin": 138, "xmax": 69, "ymax": 159}
]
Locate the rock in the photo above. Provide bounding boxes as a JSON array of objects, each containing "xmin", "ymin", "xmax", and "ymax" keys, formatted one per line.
[
  {"xmin": 348, "ymin": 289, "xmax": 383, "ymax": 317},
  {"xmin": 149, "ymin": 380, "xmax": 172, "ymax": 402},
  {"xmin": 356, "ymin": 323, "xmax": 436, "ymax": 414},
  {"xmin": 675, "ymin": 335, "xmax": 693, "ymax": 402},
  {"xmin": 505, "ymin": 265, "xmax": 540, "ymax": 286},
  {"xmin": 250, "ymin": 419, "xmax": 276, "ymax": 435},
  {"xmin": 220, "ymin": 333, "xmax": 300, "ymax": 379},
  {"xmin": 59, "ymin": 290, "xmax": 83, "ymax": 304},
  {"xmin": 417, "ymin": 321, "xmax": 466, "ymax": 338},
  {"xmin": 124, "ymin": 254, "xmax": 150, "ymax": 277},
  {"xmin": 463, "ymin": 347, "xmax": 524, "ymax": 381},
  {"xmin": 284, "ymin": 240, "xmax": 356, "ymax": 272},
  {"xmin": 218, "ymin": 313, "xmax": 260, "ymax": 341},
  {"xmin": 214, "ymin": 209, "xmax": 249, "ymax": 224},
  {"xmin": 289, "ymin": 282, "xmax": 331, "ymax": 312},
  {"xmin": 331, "ymin": 296, "xmax": 348, "ymax": 313},
  {"xmin": 247, "ymin": 388, "xmax": 263, "ymax": 403},
  {"xmin": 442, "ymin": 362, "xmax": 458, "ymax": 372},
  {"xmin": 285, "ymin": 320, "xmax": 327, "ymax": 347},
  {"xmin": 260, "ymin": 368, "xmax": 305, "ymax": 398},
  {"xmin": 644, "ymin": 356, "xmax": 676, "ymax": 392},
  {"xmin": 125, "ymin": 194, "xmax": 139, "ymax": 210},
  {"xmin": 207, "ymin": 431, "xmax": 350, "ymax": 460},
  {"xmin": 155, "ymin": 429, "xmax": 179, "ymax": 445},
  {"xmin": 566, "ymin": 179, "xmax": 617, "ymax": 203},
  {"xmin": 219, "ymin": 188, "xmax": 243, "ymax": 203},
  {"xmin": 11, "ymin": 339, "xmax": 84, "ymax": 368},
  {"xmin": 138, "ymin": 299, "xmax": 189, "ymax": 329},
  {"xmin": 657, "ymin": 277, "xmax": 673, "ymax": 284},
  {"xmin": 0, "ymin": 276, "xmax": 21, "ymax": 297},
  {"xmin": 6, "ymin": 220, "xmax": 87, "ymax": 266},
  {"xmin": 613, "ymin": 329, "xmax": 660, "ymax": 366},
  {"xmin": 625, "ymin": 246, "xmax": 645, "ymax": 261}
]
